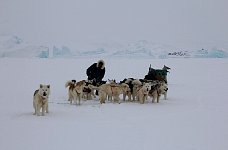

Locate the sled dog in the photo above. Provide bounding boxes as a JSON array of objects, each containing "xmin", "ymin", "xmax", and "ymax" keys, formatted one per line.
[
  {"xmin": 83, "ymin": 82, "xmax": 98, "ymax": 100},
  {"xmin": 159, "ymin": 81, "xmax": 168, "ymax": 100},
  {"xmin": 65, "ymin": 80, "xmax": 86, "ymax": 105},
  {"xmin": 136, "ymin": 82, "xmax": 151, "ymax": 104},
  {"xmin": 98, "ymin": 79, "xmax": 118, "ymax": 102},
  {"xmin": 148, "ymin": 81, "xmax": 168, "ymax": 103},
  {"xmin": 65, "ymin": 80, "xmax": 76, "ymax": 102},
  {"xmin": 99, "ymin": 83, "xmax": 113, "ymax": 104},
  {"xmin": 120, "ymin": 78, "xmax": 143, "ymax": 101},
  {"xmin": 132, "ymin": 79, "xmax": 143, "ymax": 101},
  {"xmin": 73, "ymin": 80, "xmax": 86, "ymax": 105},
  {"xmin": 99, "ymin": 83, "xmax": 130, "ymax": 104},
  {"xmin": 120, "ymin": 78, "xmax": 132, "ymax": 101},
  {"xmin": 110, "ymin": 83, "xmax": 130, "ymax": 104},
  {"xmin": 33, "ymin": 84, "xmax": 50, "ymax": 116}
]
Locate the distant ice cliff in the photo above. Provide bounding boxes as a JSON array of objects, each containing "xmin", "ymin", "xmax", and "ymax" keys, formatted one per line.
[{"xmin": 0, "ymin": 35, "xmax": 227, "ymax": 59}]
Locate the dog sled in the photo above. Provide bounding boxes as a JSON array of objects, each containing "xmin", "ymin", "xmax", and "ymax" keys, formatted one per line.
[{"xmin": 144, "ymin": 65, "xmax": 170, "ymax": 83}]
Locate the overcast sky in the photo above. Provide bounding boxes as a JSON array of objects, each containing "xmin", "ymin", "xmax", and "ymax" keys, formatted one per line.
[{"xmin": 1, "ymin": 0, "xmax": 228, "ymax": 49}]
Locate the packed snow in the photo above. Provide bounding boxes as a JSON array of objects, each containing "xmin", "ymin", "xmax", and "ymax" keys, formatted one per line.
[{"xmin": 0, "ymin": 58, "xmax": 228, "ymax": 150}]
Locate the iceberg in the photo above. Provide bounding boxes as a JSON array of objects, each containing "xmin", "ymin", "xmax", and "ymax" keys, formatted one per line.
[{"xmin": 0, "ymin": 35, "xmax": 227, "ymax": 59}]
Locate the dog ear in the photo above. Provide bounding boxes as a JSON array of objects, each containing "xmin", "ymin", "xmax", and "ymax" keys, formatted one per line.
[
  {"xmin": 40, "ymin": 84, "xmax": 43, "ymax": 88},
  {"xmin": 47, "ymin": 85, "xmax": 50, "ymax": 89}
]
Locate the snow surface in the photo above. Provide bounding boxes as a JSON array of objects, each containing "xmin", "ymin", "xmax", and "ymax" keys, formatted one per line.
[{"xmin": 0, "ymin": 58, "xmax": 228, "ymax": 150}]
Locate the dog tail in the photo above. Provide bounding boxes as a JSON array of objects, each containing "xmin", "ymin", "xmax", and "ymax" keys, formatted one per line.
[
  {"xmin": 65, "ymin": 80, "xmax": 76, "ymax": 88},
  {"xmin": 65, "ymin": 81, "xmax": 71, "ymax": 88}
]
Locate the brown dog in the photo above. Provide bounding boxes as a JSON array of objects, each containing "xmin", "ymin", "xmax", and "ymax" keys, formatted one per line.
[
  {"xmin": 65, "ymin": 80, "xmax": 86, "ymax": 105},
  {"xmin": 99, "ymin": 83, "xmax": 130, "ymax": 104},
  {"xmin": 74, "ymin": 80, "xmax": 86, "ymax": 105}
]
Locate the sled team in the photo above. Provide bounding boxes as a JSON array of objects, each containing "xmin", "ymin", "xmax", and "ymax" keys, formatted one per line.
[{"xmin": 33, "ymin": 59, "xmax": 170, "ymax": 116}]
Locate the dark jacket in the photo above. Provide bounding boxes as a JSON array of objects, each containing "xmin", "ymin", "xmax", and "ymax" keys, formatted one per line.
[{"xmin": 86, "ymin": 60, "xmax": 105, "ymax": 83}]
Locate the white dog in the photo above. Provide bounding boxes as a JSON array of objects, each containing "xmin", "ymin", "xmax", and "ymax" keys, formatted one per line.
[
  {"xmin": 136, "ymin": 82, "xmax": 151, "ymax": 104},
  {"xmin": 148, "ymin": 81, "xmax": 168, "ymax": 103},
  {"xmin": 159, "ymin": 81, "xmax": 168, "ymax": 100},
  {"xmin": 33, "ymin": 84, "xmax": 50, "ymax": 116}
]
